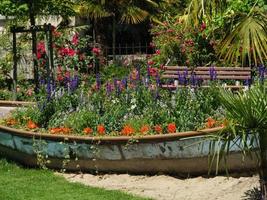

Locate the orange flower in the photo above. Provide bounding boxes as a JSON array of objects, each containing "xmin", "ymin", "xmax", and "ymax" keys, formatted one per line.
[
  {"xmin": 206, "ymin": 117, "xmax": 216, "ymax": 128},
  {"xmin": 50, "ymin": 128, "xmax": 62, "ymax": 134},
  {"xmin": 61, "ymin": 127, "xmax": 71, "ymax": 134},
  {"xmin": 83, "ymin": 127, "xmax": 93, "ymax": 135},
  {"xmin": 6, "ymin": 118, "xmax": 17, "ymax": 126},
  {"xmin": 167, "ymin": 123, "xmax": 176, "ymax": 133},
  {"xmin": 27, "ymin": 120, "xmax": 38, "ymax": 129},
  {"xmin": 140, "ymin": 125, "xmax": 150, "ymax": 134},
  {"xmin": 97, "ymin": 124, "xmax": 105, "ymax": 135},
  {"xmin": 154, "ymin": 125, "xmax": 162, "ymax": 134},
  {"xmin": 121, "ymin": 125, "xmax": 135, "ymax": 136},
  {"xmin": 49, "ymin": 127, "xmax": 71, "ymax": 134}
]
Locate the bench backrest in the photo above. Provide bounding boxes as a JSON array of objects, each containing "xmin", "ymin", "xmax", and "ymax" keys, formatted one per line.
[{"xmin": 162, "ymin": 66, "xmax": 251, "ymax": 81}]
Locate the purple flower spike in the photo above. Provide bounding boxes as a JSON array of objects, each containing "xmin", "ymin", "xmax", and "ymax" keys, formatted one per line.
[
  {"xmin": 244, "ymin": 78, "xmax": 251, "ymax": 86},
  {"xmin": 96, "ymin": 73, "xmax": 101, "ymax": 90},
  {"xmin": 156, "ymin": 74, "xmax": 161, "ymax": 87},
  {"xmin": 258, "ymin": 65, "xmax": 265, "ymax": 83},
  {"xmin": 183, "ymin": 71, "xmax": 188, "ymax": 85},
  {"xmin": 190, "ymin": 73, "xmax": 197, "ymax": 86},
  {"xmin": 122, "ymin": 78, "xmax": 128, "ymax": 89},
  {"xmin": 106, "ymin": 83, "xmax": 111, "ymax": 96},
  {"xmin": 209, "ymin": 66, "xmax": 217, "ymax": 81},
  {"xmin": 46, "ymin": 79, "xmax": 51, "ymax": 101}
]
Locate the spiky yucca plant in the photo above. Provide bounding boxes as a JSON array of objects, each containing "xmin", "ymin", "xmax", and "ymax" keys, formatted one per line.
[{"xmin": 218, "ymin": 85, "xmax": 267, "ymax": 199}]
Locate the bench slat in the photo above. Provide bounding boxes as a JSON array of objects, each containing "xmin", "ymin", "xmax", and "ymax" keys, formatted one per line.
[
  {"xmin": 163, "ymin": 71, "xmax": 251, "ymax": 75},
  {"xmin": 163, "ymin": 66, "xmax": 251, "ymax": 71},
  {"xmin": 162, "ymin": 75, "xmax": 250, "ymax": 80}
]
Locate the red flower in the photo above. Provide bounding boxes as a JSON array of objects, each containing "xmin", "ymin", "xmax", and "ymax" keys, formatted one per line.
[
  {"xmin": 71, "ymin": 33, "xmax": 79, "ymax": 45},
  {"xmin": 148, "ymin": 67, "xmax": 158, "ymax": 77},
  {"xmin": 97, "ymin": 124, "xmax": 105, "ymax": 135},
  {"xmin": 37, "ymin": 42, "xmax": 46, "ymax": 60},
  {"xmin": 92, "ymin": 47, "xmax": 101, "ymax": 56},
  {"xmin": 59, "ymin": 47, "xmax": 76, "ymax": 57},
  {"xmin": 140, "ymin": 125, "xmax": 150, "ymax": 134},
  {"xmin": 27, "ymin": 120, "xmax": 38, "ymax": 129},
  {"xmin": 155, "ymin": 49, "xmax": 160, "ymax": 55},
  {"xmin": 121, "ymin": 125, "xmax": 135, "ymax": 136},
  {"xmin": 57, "ymin": 75, "xmax": 63, "ymax": 82},
  {"xmin": 148, "ymin": 60, "xmax": 155, "ymax": 66},
  {"xmin": 154, "ymin": 125, "xmax": 162, "ymax": 134},
  {"xmin": 167, "ymin": 123, "xmax": 176, "ymax": 133},
  {"xmin": 83, "ymin": 127, "xmax": 93, "ymax": 135}
]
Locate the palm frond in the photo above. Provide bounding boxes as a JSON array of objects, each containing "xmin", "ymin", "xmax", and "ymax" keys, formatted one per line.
[
  {"xmin": 120, "ymin": 6, "xmax": 149, "ymax": 24},
  {"xmin": 219, "ymin": 13, "xmax": 267, "ymax": 66},
  {"xmin": 76, "ymin": 1, "xmax": 111, "ymax": 19}
]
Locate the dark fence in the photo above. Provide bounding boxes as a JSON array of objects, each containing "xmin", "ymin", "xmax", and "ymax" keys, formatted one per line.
[{"xmin": 103, "ymin": 43, "xmax": 155, "ymax": 56}]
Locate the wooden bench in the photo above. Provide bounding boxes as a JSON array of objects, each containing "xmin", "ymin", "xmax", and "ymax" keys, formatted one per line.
[{"xmin": 161, "ymin": 66, "xmax": 252, "ymax": 89}]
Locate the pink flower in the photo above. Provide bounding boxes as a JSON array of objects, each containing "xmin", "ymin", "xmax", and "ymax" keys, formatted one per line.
[
  {"xmin": 149, "ymin": 42, "xmax": 155, "ymax": 48},
  {"xmin": 59, "ymin": 47, "xmax": 76, "ymax": 57},
  {"xmin": 200, "ymin": 22, "xmax": 206, "ymax": 32},
  {"xmin": 37, "ymin": 42, "xmax": 46, "ymax": 60},
  {"xmin": 71, "ymin": 33, "xmax": 79, "ymax": 45},
  {"xmin": 148, "ymin": 60, "xmax": 155, "ymax": 66},
  {"xmin": 155, "ymin": 50, "xmax": 160, "ymax": 55},
  {"xmin": 92, "ymin": 47, "xmax": 101, "ymax": 56},
  {"xmin": 149, "ymin": 67, "xmax": 158, "ymax": 77},
  {"xmin": 167, "ymin": 29, "xmax": 174, "ymax": 33}
]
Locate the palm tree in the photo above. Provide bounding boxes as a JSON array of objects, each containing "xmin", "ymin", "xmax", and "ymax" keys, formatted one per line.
[
  {"xmin": 217, "ymin": 85, "xmax": 267, "ymax": 199},
  {"xmin": 182, "ymin": 0, "xmax": 267, "ymax": 66},
  {"xmin": 77, "ymin": 0, "xmax": 159, "ymax": 61}
]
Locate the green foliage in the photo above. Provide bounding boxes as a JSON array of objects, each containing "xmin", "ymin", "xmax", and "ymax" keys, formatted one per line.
[
  {"xmin": 207, "ymin": 85, "xmax": 267, "ymax": 174},
  {"xmin": 150, "ymin": 17, "xmax": 216, "ymax": 66},
  {"xmin": 183, "ymin": 0, "xmax": 267, "ymax": 66},
  {"xmin": 9, "ymin": 81, "xmax": 222, "ymax": 135},
  {"xmin": 219, "ymin": 85, "xmax": 267, "ymax": 131},
  {"xmin": 0, "ymin": 0, "xmax": 76, "ymax": 18}
]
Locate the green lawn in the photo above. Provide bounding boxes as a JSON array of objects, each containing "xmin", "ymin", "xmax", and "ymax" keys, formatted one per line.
[{"xmin": 0, "ymin": 159, "xmax": 150, "ymax": 200}]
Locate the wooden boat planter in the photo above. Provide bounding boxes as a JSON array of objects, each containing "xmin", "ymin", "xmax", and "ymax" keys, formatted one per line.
[{"xmin": 0, "ymin": 125, "xmax": 258, "ymax": 175}]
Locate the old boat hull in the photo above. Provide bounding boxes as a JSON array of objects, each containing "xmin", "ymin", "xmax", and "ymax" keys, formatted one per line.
[{"xmin": 0, "ymin": 125, "xmax": 258, "ymax": 175}]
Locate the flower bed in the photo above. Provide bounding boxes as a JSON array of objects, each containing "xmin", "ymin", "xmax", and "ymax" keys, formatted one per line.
[{"xmin": 1, "ymin": 76, "xmax": 225, "ymax": 136}]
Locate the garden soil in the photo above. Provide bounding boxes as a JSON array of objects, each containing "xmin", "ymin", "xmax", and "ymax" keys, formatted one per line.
[{"xmin": 59, "ymin": 173, "xmax": 259, "ymax": 200}]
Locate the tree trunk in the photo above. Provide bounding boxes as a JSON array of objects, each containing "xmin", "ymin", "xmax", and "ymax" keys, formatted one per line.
[
  {"xmin": 259, "ymin": 132, "xmax": 267, "ymax": 200},
  {"xmin": 112, "ymin": 15, "xmax": 116, "ymax": 62},
  {"xmin": 29, "ymin": 0, "xmax": 39, "ymax": 91}
]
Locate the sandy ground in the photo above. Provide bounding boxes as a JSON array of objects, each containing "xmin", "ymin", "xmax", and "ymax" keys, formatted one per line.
[{"xmin": 59, "ymin": 173, "xmax": 260, "ymax": 200}]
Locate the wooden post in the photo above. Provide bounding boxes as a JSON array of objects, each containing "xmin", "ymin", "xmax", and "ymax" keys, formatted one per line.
[
  {"xmin": 29, "ymin": 0, "xmax": 39, "ymax": 92},
  {"xmin": 12, "ymin": 30, "xmax": 17, "ymax": 101},
  {"xmin": 44, "ymin": 24, "xmax": 51, "ymax": 83},
  {"xmin": 48, "ymin": 24, "xmax": 54, "ymax": 80}
]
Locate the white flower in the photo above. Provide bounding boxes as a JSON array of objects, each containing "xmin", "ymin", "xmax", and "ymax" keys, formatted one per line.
[{"xmin": 131, "ymin": 104, "xmax": 137, "ymax": 110}]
